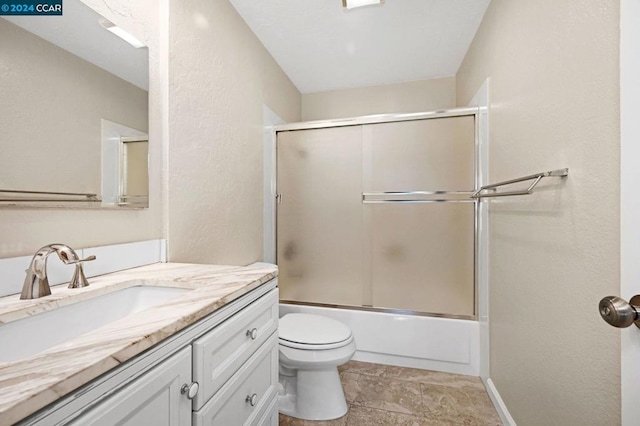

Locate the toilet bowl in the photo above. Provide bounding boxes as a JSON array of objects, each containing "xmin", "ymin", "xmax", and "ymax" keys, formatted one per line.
[{"xmin": 278, "ymin": 313, "xmax": 356, "ymax": 421}]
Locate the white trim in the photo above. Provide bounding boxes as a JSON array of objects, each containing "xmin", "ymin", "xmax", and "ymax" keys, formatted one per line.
[
  {"xmin": 469, "ymin": 79, "xmax": 490, "ymax": 381},
  {"xmin": 620, "ymin": 1, "xmax": 640, "ymax": 424},
  {"xmin": 262, "ymin": 105, "xmax": 285, "ymax": 264},
  {"xmin": 484, "ymin": 378, "xmax": 517, "ymax": 426},
  {"xmin": 159, "ymin": 239, "xmax": 167, "ymax": 263},
  {"xmin": 160, "ymin": 0, "xmax": 171, "ymax": 260}
]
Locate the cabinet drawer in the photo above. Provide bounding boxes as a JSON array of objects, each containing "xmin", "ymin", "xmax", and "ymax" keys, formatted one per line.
[
  {"xmin": 193, "ymin": 332, "xmax": 279, "ymax": 426},
  {"xmin": 193, "ymin": 288, "xmax": 278, "ymax": 409}
]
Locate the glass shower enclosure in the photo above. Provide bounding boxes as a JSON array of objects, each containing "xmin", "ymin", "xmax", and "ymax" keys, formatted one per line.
[{"xmin": 276, "ymin": 108, "xmax": 479, "ymax": 319}]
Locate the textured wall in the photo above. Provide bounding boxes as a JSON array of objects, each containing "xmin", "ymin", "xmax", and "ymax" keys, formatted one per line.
[
  {"xmin": 0, "ymin": 0, "xmax": 162, "ymax": 259},
  {"xmin": 301, "ymin": 77, "xmax": 456, "ymax": 121},
  {"xmin": 167, "ymin": 0, "xmax": 301, "ymax": 265},
  {"xmin": 456, "ymin": 1, "xmax": 620, "ymax": 424}
]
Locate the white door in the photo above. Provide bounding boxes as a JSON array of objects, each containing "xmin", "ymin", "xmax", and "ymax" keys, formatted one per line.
[{"xmin": 620, "ymin": 1, "xmax": 640, "ymax": 424}]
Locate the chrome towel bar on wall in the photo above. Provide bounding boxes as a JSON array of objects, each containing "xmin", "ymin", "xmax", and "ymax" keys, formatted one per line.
[
  {"xmin": 358, "ymin": 169, "xmax": 569, "ymax": 203},
  {"xmin": 471, "ymin": 168, "xmax": 569, "ymax": 199}
]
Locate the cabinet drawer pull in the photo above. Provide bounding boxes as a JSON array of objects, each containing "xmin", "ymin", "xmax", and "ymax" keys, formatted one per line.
[
  {"xmin": 181, "ymin": 382, "xmax": 199, "ymax": 399},
  {"xmin": 246, "ymin": 328, "xmax": 258, "ymax": 340},
  {"xmin": 245, "ymin": 393, "xmax": 258, "ymax": 407}
]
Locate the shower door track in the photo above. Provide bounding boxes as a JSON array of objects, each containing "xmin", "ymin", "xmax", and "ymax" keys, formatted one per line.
[
  {"xmin": 273, "ymin": 106, "xmax": 483, "ymax": 321},
  {"xmin": 279, "ymin": 300, "xmax": 476, "ymax": 321}
]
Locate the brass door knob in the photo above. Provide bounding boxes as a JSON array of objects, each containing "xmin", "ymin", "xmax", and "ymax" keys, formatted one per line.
[{"xmin": 599, "ymin": 295, "xmax": 640, "ymax": 328}]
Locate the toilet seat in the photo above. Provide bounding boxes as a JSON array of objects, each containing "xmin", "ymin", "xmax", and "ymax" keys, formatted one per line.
[{"xmin": 279, "ymin": 313, "xmax": 353, "ymax": 350}]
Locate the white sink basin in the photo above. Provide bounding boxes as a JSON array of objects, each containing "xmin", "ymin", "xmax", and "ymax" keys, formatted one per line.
[{"xmin": 0, "ymin": 285, "xmax": 188, "ymax": 362}]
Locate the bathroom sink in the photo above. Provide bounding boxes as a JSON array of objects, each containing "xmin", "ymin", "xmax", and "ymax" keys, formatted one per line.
[{"xmin": 0, "ymin": 285, "xmax": 188, "ymax": 363}]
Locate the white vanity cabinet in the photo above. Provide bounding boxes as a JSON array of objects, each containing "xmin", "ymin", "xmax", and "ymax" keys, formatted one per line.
[
  {"xmin": 24, "ymin": 283, "xmax": 279, "ymax": 426},
  {"xmin": 70, "ymin": 347, "xmax": 193, "ymax": 426}
]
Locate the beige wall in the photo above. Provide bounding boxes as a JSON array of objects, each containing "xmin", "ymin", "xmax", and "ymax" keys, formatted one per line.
[
  {"xmin": 167, "ymin": 0, "xmax": 301, "ymax": 265},
  {"xmin": 456, "ymin": 1, "xmax": 620, "ymax": 424},
  {"xmin": 0, "ymin": 0, "xmax": 162, "ymax": 259},
  {"xmin": 301, "ymin": 77, "xmax": 455, "ymax": 121}
]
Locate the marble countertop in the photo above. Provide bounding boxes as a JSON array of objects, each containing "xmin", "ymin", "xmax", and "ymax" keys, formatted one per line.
[{"xmin": 0, "ymin": 262, "xmax": 278, "ymax": 425}]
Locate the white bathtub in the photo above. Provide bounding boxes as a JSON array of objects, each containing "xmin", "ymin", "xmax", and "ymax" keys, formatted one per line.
[{"xmin": 279, "ymin": 303, "xmax": 480, "ymax": 376}]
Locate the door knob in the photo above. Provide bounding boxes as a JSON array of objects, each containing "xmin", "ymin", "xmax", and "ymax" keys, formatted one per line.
[{"xmin": 598, "ymin": 295, "xmax": 640, "ymax": 328}]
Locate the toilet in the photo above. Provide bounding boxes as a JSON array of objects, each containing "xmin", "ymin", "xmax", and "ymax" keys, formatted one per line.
[{"xmin": 278, "ymin": 313, "xmax": 356, "ymax": 421}]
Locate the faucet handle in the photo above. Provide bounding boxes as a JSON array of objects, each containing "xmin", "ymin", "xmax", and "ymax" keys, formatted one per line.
[
  {"xmin": 67, "ymin": 255, "xmax": 95, "ymax": 289},
  {"xmin": 67, "ymin": 255, "xmax": 96, "ymax": 264}
]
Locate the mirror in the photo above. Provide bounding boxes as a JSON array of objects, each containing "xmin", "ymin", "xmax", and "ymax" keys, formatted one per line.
[{"xmin": 0, "ymin": 0, "xmax": 149, "ymax": 208}]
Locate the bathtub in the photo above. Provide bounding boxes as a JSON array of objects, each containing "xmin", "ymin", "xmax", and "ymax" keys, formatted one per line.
[{"xmin": 279, "ymin": 303, "xmax": 480, "ymax": 376}]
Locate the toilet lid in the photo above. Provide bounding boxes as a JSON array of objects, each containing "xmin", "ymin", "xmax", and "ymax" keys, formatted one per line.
[{"xmin": 279, "ymin": 313, "xmax": 352, "ymax": 345}]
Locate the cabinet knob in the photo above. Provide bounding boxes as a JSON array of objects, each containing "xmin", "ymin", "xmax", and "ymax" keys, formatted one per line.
[
  {"xmin": 246, "ymin": 328, "xmax": 258, "ymax": 340},
  {"xmin": 181, "ymin": 381, "xmax": 199, "ymax": 399},
  {"xmin": 245, "ymin": 393, "xmax": 258, "ymax": 407}
]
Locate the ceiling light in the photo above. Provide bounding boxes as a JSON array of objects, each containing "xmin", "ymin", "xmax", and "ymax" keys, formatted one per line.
[
  {"xmin": 99, "ymin": 19, "xmax": 145, "ymax": 48},
  {"xmin": 342, "ymin": 0, "xmax": 384, "ymax": 10}
]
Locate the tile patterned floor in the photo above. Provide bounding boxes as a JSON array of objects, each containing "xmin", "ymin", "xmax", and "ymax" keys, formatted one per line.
[{"xmin": 279, "ymin": 361, "xmax": 502, "ymax": 426}]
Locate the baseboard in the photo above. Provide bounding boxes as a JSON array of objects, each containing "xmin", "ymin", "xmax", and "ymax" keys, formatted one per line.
[{"xmin": 483, "ymin": 378, "xmax": 516, "ymax": 426}]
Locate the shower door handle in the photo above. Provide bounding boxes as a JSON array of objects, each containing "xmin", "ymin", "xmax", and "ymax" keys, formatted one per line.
[{"xmin": 599, "ymin": 295, "xmax": 640, "ymax": 328}]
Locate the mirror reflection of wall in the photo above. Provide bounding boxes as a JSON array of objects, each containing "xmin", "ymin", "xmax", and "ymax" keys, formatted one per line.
[
  {"xmin": 121, "ymin": 138, "xmax": 149, "ymax": 205},
  {"xmin": 0, "ymin": 0, "xmax": 149, "ymax": 207},
  {"xmin": 100, "ymin": 119, "xmax": 148, "ymax": 206}
]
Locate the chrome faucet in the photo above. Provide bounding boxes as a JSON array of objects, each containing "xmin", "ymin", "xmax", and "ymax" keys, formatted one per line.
[{"xmin": 20, "ymin": 244, "xmax": 96, "ymax": 300}]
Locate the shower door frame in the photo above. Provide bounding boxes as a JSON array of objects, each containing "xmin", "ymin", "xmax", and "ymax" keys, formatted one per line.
[{"xmin": 273, "ymin": 106, "xmax": 482, "ymax": 321}]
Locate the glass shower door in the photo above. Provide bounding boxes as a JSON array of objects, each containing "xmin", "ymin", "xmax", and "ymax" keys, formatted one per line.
[
  {"xmin": 276, "ymin": 126, "xmax": 364, "ymax": 306},
  {"xmin": 277, "ymin": 113, "xmax": 477, "ymax": 318},
  {"xmin": 365, "ymin": 117, "xmax": 476, "ymax": 316}
]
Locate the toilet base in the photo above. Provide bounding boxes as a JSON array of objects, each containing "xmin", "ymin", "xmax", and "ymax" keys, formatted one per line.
[{"xmin": 278, "ymin": 367, "xmax": 349, "ymax": 421}]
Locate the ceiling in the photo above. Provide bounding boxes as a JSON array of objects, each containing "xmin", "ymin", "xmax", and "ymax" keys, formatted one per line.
[
  {"xmin": 229, "ymin": 0, "xmax": 491, "ymax": 94},
  {"xmin": 2, "ymin": 0, "xmax": 148, "ymax": 90}
]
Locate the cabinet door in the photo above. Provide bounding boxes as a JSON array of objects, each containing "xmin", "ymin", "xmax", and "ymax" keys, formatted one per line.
[
  {"xmin": 71, "ymin": 346, "xmax": 192, "ymax": 426},
  {"xmin": 254, "ymin": 391, "xmax": 279, "ymax": 426}
]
